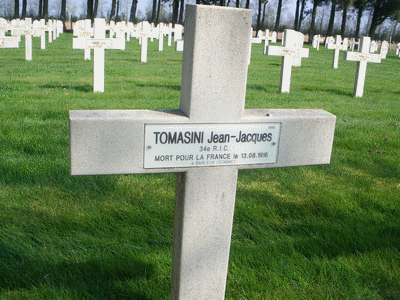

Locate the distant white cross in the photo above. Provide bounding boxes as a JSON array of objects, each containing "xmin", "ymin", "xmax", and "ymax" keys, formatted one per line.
[
  {"xmin": 266, "ymin": 29, "xmax": 309, "ymax": 93},
  {"xmin": 326, "ymin": 35, "xmax": 342, "ymax": 69},
  {"xmin": 73, "ymin": 18, "xmax": 125, "ymax": 93},
  {"xmin": 344, "ymin": 36, "xmax": 382, "ymax": 97},
  {"xmin": 72, "ymin": 19, "xmax": 93, "ymax": 60}
]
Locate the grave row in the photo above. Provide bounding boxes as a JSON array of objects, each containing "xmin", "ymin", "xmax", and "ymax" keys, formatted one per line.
[
  {"xmin": 2, "ymin": 16, "xmax": 394, "ymax": 98},
  {"xmin": 0, "ymin": 17, "xmax": 63, "ymax": 59},
  {"xmin": 72, "ymin": 18, "xmax": 184, "ymax": 93}
]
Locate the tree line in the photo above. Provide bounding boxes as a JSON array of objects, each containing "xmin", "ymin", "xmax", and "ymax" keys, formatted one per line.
[{"xmin": 4, "ymin": 0, "xmax": 400, "ymax": 40}]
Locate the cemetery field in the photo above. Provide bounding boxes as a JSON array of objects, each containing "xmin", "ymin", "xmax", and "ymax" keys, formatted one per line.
[{"xmin": 1, "ymin": 33, "xmax": 400, "ymax": 299}]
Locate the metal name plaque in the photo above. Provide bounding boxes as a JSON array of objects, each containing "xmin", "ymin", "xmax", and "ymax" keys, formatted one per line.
[{"xmin": 144, "ymin": 123, "xmax": 281, "ymax": 168}]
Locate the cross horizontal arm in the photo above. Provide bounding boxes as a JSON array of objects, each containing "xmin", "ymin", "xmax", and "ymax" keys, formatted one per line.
[
  {"xmin": 344, "ymin": 51, "xmax": 381, "ymax": 63},
  {"xmin": 266, "ymin": 45, "xmax": 309, "ymax": 58},
  {"xmin": 69, "ymin": 109, "xmax": 335, "ymax": 175}
]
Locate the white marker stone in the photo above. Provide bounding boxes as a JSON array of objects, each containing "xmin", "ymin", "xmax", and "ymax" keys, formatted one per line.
[
  {"xmin": 175, "ymin": 39, "xmax": 183, "ymax": 51},
  {"xmin": 266, "ymin": 29, "xmax": 309, "ymax": 93},
  {"xmin": 174, "ymin": 24, "xmax": 183, "ymax": 42},
  {"xmin": 70, "ymin": 5, "xmax": 336, "ymax": 299},
  {"xmin": 0, "ymin": 36, "xmax": 19, "ymax": 48},
  {"xmin": 344, "ymin": 36, "xmax": 382, "ymax": 97},
  {"xmin": 263, "ymin": 29, "xmax": 270, "ymax": 54},
  {"xmin": 380, "ymin": 40, "xmax": 389, "ymax": 59}
]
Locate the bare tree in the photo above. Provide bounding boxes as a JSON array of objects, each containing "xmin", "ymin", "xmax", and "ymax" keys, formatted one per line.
[
  {"xmin": 294, "ymin": 0, "xmax": 301, "ymax": 30},
  {"xmin": 354, "ymin": 0, "xmax": 368, "ymax": 37},
  {"xmin": 21, "ymin": 0, "xmax": 27, "ymax": 18},
  {"xmin": 150, "ymin": 0, "xmax": 157, "ymax": 22},
  {"xmin": 60, "ymin": 0, "xmax": 67, "ymax": 29},
  {"xmin": 326, "ymin": 0, "xmax": 337, "ymax": 36},
  {"xmin": 178, "ymin": 0, "xmax": 184, "ymax": 24},
  {"xmin": 172, "ymin": 0, "xmax": 179, "ymax": 23},
  {"xmin": 298, "ymin": 0, "xmax": 306, "ymax": 31},
  {"xmin": 260, "ymin": 0, "xmax": 268, "ymax": 29},
  {"xmin": 130, "ymin": 0, "xmax": 138, "ymax": 22},
  {"xmin": 14, "ymin": 0, "xmax": 19, "ymax": 18},
  {"xmin": 275, "ymin": 0, "xmax": 283, "ymax": 30},
  {"xmin": 43, "ymin": 0, "xmax": 48, "ymax": 21},
  {"xmin": 309, "ymin": 0, "xmax": 324, "ymax": 38},
  {"xmin": 38, "ymin": 0, "xmax": 43, "ymax": 18},
  {"xmin": 340, "ymin": 0, "xmax": 351, "ymax": 37},
  {"xmin": 110, "ymin": 0, "xmax": 117, "ymax": 21}
]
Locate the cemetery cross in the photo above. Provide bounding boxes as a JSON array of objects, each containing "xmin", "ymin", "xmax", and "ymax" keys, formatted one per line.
[
  {"xmin": 344, "ymin": 36, "xmax": 382, "ymax": 97},
  {"xmin": 266, "ymin": 29, "xmax": 309, "ymax": 93},
  {"xmin": 326, "ymin": 35, "xmax": 342, "ymax": 69},
  {"xmin": 73, "ymin": 18, "xmax": 125, "ymax": 93},
  {"xmin": 69, "ymin": 5, "xmax": 336, "ymax": 299}
]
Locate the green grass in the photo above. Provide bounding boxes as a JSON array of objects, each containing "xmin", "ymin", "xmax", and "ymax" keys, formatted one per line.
[{"xmin": 1, "ymin": 33, "xmax": 400, "ymax": 299}]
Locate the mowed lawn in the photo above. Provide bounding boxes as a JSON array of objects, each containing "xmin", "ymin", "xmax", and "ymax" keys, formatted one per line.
[{"xmin": 0, "ymin": 32, "xmax": 399, "ymax": 299}]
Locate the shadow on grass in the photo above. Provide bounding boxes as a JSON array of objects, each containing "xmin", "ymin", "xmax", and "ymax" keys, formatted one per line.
[
  {"xmin": 235, "ymin": 150, "xmax": 400, "ymax": 259},
  {"xmin": 247, "ymin": 83, "xmax": 280, "ymax": 93},
  {"xmin": 40, "ymin": 84, "xmax": 93, "ymax": 92},
  {"xmin": 302, "ymin": 86, "xmax": 353, "ymax": 97},
  {"xmin": 0, "ymin": 239, "xmax": 156, "ymax": 299},
  {"xmin": 135, "ymin": 82, "xmax": 181, "ymax": 91},
  {"xmin": 234, "ymin": 165, "xmax": 400, "ymax": 297}
]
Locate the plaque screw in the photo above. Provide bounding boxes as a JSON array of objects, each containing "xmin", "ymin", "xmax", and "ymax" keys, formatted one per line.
[
  {"xmin": 266, "ymin": 113, "xmax": 271, "ymax": 117},
  {"xmin": 272, "ymin": 142, "xmax": 276, "ymax": 146},
  {"xmin": 147, "ymin": 145, "xmax": 152, "ymax": 150}
]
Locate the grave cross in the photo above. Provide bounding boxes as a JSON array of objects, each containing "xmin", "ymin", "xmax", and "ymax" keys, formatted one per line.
[
  {"xmin": 73, "ymin": 18, "xmax": 125, "ymax": 93},
  {"xmin": 72, "ymin": 19, "xmax": 93, "ymax": 60},
  {"xmin": 32, "ymin": 19, "xmax": 47, "ymax": 50},
  {"xmin": 266, "ymin": 29, "xmax": 309, "ymax": 93},
  {"xmin": 326, "ymin": 35, "xmax": 342, "ymax": 69},
  {"xmin": 19, "ymin": 18, "xmax": 34, "ymax": 61},
  {"xmin": 69, "ymin": 5, "xmax": 336, "ymax": 299},
  {"xmin": 344, "ymin": 36, "xmax": 381, "ymax": 97}
]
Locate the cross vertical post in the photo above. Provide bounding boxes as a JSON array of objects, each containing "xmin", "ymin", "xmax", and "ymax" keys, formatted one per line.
[
  {"xmin": 93, "ymin": 18, "xmax": 105, "ymax": 93},
  {"xmin": 344, "ymin": 36, "xmax": 382, "ymax": 97},
  {"xmin": 171, "ymin": 6, "xmax": 251, "ymax": 299},
  {"xmin": 326, "ymin": 35, "xmax": 342, "ymax": 69},
  {"xmin": 266, "ymin": 29, "xmax": 309, "ymax": 93}
]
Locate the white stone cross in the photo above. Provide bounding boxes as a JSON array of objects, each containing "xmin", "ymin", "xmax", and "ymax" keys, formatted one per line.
[
  {"xmin": 263, "ymin": 29, "xmax": 270, "ymax": 54},
  {"xmin": 349, "ymin": 38, "xmax": 360, "ymax": 52},
  {"xmin": 312, "ymin": 34, "xmax": 321, "ymax": 50},
  {"xmin": 32, "ymin": 19, "xmax": 47, "ymax": 50},
  {"xmin": 174, "ymin": 24, "xmax": 183, "ymax": 42},
  {"xmin": 73, "ymin": 18, "xmax": 125, "ymax": 93},
  {"xmin": 326, "ymin": 35, "xmax": 342, "ymax": 69},
  {"xmin": 168, "ymin": 23, "xmax": 173, "ymax": 46},
  {"xmin": 73, "ymin": 19, "xmax": 93, "ymax": 60},
  {"xmin": 136, "ymin": 21, "xmax": 152, "ymax": 63},
  {"xmin": 158, "ymin": 23, "xmax": 164, "ymax": 52},
  {"xmin": 344, "ymin": 36, "xmax": 381, "ymax": 97},
  {"xmin": 19, "ymin": 18, "xmax": 34, "ymax": 61},
  {"xmin": 69, "ymin": 5, "xmax": 335, "ymax": 299},
  {"xmin": 292, "ymin": 31, "xmax": 306, "ymax": 67},
  {"xmin": 266, "ymin": 29, "xmax": 309, "ymax": 93}
]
